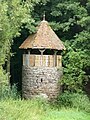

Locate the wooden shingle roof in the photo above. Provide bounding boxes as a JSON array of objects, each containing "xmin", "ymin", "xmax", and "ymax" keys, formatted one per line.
[{"xmin": 19, "ymin": 20, "xmax": 65, "ymax": 50}]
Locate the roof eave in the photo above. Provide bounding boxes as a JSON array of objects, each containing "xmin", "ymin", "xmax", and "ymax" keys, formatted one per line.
[{"xmin": 19, "ymin": 46, "xmax": 66, "ymax": 50}]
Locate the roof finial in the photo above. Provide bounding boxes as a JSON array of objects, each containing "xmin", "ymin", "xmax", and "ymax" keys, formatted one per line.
[{"xmin": 43, "ymin": 11, "xmax": 45, "ymax": 21}]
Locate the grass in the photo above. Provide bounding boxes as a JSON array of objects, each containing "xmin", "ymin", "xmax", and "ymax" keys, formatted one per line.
[{"xmin": 0, "ymin": 98, "xmax": 90, "ymax": 120}]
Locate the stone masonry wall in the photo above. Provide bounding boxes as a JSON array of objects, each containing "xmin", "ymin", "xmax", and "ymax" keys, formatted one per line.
[{"xmin": 22, "ymin": 66, "xmax": 63, "ymax": 99}]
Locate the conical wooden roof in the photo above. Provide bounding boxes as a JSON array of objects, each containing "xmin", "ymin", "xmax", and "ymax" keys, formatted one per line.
[{"xmin": 19, "ymin": 20, "xmax": 65, "ymax": 50}]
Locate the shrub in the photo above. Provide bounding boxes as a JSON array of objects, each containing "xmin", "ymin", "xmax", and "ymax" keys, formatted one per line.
[
  {"xmin": 57, "ymin": 92, "xmax": 72, "ymax": 107},
  {"xmin": 0, "ymin": 84, "xmax": 20, "ymax": 100},
  {"xmin": 57, "ymin": 92, "xmax": 90, "ymax": 112},
  {"xmin": 71, "ymin": 93, "xmax": 90, "ymax": 112}
]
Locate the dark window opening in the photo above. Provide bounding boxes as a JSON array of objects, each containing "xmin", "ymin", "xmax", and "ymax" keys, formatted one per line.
[{"xmin": 41, "ymin": 78, "xmax": 43, "ymax": 82}]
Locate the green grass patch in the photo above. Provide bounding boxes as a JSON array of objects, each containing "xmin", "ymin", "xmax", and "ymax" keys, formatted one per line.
[{"xmin": 0, "ymin": 99, "xmax": 90, "ymax": 120}]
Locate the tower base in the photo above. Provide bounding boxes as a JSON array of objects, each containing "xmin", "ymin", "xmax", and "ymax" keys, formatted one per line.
[{"xmin": 22, "ymin": 66, "xmax": 63, "ymax": 100}]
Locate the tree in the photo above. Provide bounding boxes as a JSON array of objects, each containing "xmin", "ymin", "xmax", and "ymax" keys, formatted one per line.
[
  {"xmin": 50, "ymin": 0, "xmax": 90, "ymax": 92},
  {"xmin": 0, "ymin": 0, "xmax": 40, "ymax": 86}
]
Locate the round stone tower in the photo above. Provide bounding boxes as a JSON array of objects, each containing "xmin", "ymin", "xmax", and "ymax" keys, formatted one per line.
[{"xmin": 19, "ymin": 16, "xmax": 65, "ymax": 100}]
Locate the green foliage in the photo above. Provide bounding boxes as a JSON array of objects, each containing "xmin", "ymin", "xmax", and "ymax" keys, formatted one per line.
[
  {"xmin": 71, "ymin": 93, "xmax": 90, "ymax": 112},
  {"xmin": 57, "ymin": 92, "xmax": 90, "ymax": 112},
  {"xmin": 61, "ymin": 31, "xmax": 90, "ymax": 92},
  {"xmin": 0, "ymin": 66, "xmax": 8, "ymax": 84},
  {"xmin": 51, "ymin": 0, "xmax": 90, "ymax": 92},
  {"xmin": 51, "ymin": 0, "xmax": 87, "ymax": 32},
  {"xmin": 0, "ymin": 0, "xmax": 41, "ymax": 86},
  {"xmin": 0, "ymin": 84, "xmax": 20, "ymax": 100},
  {"xmin": 0, "ymin": 98, "xmax": 90, "ymax": 120},
  {"xmin": 61, "ymin": 48, "xmax": 86, "ymax": 92}
]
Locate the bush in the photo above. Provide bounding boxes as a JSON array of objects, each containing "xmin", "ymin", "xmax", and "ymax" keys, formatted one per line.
[
  {"xmin": 0, "ymin": 84, "xmax": 20, "ymax": 100},
  {"xmin": 71, "ymin": 93, "xmax": 90, "ymax": 112},
  {"xmin": 57, "ymin": 92, "xmax": 72, "ymax": 107},
  {"xmin": 57, "ymin": 92, "xmax": 90, "ymax": 112}
]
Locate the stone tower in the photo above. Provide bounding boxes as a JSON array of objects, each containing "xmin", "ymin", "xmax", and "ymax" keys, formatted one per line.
[{"xmin": 19, "ymin": 17, "xmax": 65, "ymax": 99}]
